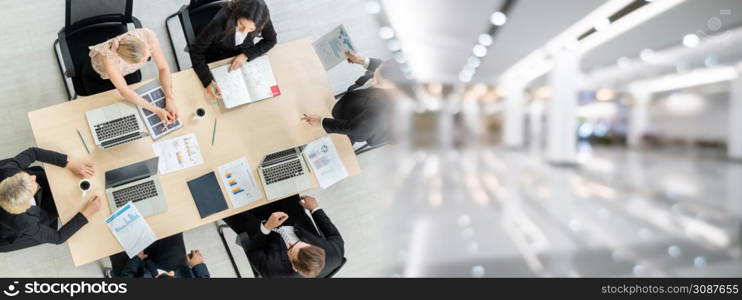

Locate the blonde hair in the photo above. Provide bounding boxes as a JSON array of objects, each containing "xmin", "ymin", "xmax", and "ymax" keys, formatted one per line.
[
  {"xmin": 0, "ymin": 172, "xmax": 34, "ymax": 214},
  {"xmin": 114, "ymin": 35, "xmax": 147, "ymax": 64}
]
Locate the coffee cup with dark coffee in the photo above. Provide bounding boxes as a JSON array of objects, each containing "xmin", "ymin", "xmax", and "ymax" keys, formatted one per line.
[
  {"xmin": 193, "ymin": 108, "xmax": 207, "ymax": 121},
  {"xmin": 79, "ymin": 179, "xmax": 92, "ymax": 197}
]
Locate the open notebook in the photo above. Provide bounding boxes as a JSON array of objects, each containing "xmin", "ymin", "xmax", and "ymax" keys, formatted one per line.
[{"xmin": 211, "ymin": 56, "xmax": 282, "ymax": 109}]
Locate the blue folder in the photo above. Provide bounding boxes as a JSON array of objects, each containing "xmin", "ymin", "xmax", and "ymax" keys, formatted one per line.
[{"xmin": 187, "ymin": 172, "xmax": 228, "ymax": 218}]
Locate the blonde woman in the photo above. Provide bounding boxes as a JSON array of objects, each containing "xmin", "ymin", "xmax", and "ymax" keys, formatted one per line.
[
  {"xmin": 0, "ymin": 148, "xmax": 100, "ymax": 251},
  {"xmin": 81, "ymin": 28, "xmax": 179, "ymax": 124}
]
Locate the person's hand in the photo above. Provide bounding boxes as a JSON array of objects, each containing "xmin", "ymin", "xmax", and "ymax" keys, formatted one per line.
[
  {"xmin": 66, "ymin": 158, "xmax": 94, "ymax": 178},
  {"xmin": 205, "ymin": 81, "xmax": 222, "ymax": 101},
  {"xmin": 301, "ymin": 114, "xmax": 322, "ymax": 127},
  {"xmin": 229, "ymin": 54, "xmax": 248, "ymax": 72},
  {"xmin": 156, "ymin": 108, "xmax": 175, "ymax": 125},
  {"xmin": 186, "ymin": 250, "xmax": 204, "ymax": 267},
  {"xmin": 136, "ymin": 251, "xmax": 148, "ymax": 260},
  {"xmin": 345, "ymin": 51, "xmax": 366, "ymax": 65},
  {"xmin": 299, "ymin": 195, "xmax": 319, "ymax": 211},
  {"xmin": 265, "ymin": 212, "xmax": 288, "ymax": 230},
  {"xmin": 80, "ymin": 195, "xmax": 101, "ymax": 219},
  {"xmin": 165, "ymin": 97, "xmax": 179, "ymax": 121}
]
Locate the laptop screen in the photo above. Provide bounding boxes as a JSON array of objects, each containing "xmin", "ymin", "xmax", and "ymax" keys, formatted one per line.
[{"xmin": 105, "ymin": 157, "xmax": 159, "ymax": 188}]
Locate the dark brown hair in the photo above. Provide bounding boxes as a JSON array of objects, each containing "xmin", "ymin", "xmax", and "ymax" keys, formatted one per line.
[
  {"xmin": 292, "ymin": 245, "xmax": 326, "ymax": 278},
  {"xmin": 222, "ymin": 0, "xmax": 271, "ymax": 42}
]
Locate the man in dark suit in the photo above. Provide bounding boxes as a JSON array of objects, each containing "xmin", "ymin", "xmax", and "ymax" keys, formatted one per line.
[
  {"xmin": 223, "ymin": 194, "xmax": 344, "ymax": 278},
  {"xmin": 110, "ymin": 233, "xmax": 210, "ymax": 278},
  {"xmin": 301, "ymin": 52, "xmax": 402, "ymax": 147}
]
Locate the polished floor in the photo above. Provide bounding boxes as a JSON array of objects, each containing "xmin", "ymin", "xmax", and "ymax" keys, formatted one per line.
[{"xmin": 374, "ymin": 142, "xmax": 742, "ymax": 277}]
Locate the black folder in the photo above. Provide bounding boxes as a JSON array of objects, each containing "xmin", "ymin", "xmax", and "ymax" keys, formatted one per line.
[{"xmin": 187, "ymin": 172, "xmax": 228, "ymax": 218}]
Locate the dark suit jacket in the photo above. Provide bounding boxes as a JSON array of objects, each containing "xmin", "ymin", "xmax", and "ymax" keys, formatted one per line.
[
  {"xmin": 243, "ymin": 209, "xmax": 344, "ymax": 278},
  {"xmin": 0, "ymin": 148, "xmax": 88, "ymax": 247},
  {"xmin": 189, "ymin": 3, "xmax": 278, "ymax": 87},
  {"xmin": 119, "ymin": 256, "xmax": 210, "ymax": 278},
  {"xmin": 322, "ymin": 58, "xmax": 393, "ymax": 146}
]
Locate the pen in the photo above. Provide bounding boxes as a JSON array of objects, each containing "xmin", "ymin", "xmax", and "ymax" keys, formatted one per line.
[
  {"xmin": 211, "ymin": 118, "xmax": 218, "ymax": 146},
  {"xmin": 76, "ymin": 129, "xmax": 91, "ymax": 154},
  {"xmin": 210, "ymin": 80, "xmax": 220, "ymax": 103},
  {"xmin": 211, "ymin": 80, "xmax": 218, "ymax": 95}
]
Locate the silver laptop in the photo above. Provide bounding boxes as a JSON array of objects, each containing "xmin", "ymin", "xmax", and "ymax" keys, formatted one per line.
[
  {"xmin": 258, "ymin": 146, "xmax": 313, "ymax": 201},
  {"xmin": 104, "ymin": 157, "xmax": 167, "ymax": 218},
  {"xmin": 85, "ymin": 102, "xmax": 148, "ymax": 149}
]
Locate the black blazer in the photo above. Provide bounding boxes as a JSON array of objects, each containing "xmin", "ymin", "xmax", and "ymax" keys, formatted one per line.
[
  {"xmin": 322, "ymin": 58, "xmax": 393, "ymax": 146},
  {"xmin": 243, "ymin": 209, "xmax": 344, "ymax": 278},
  {"xmin": 119, "ymin": 257, "xmax": 210, "ymax": 278},
  {"xmin": 0, "ymin": 148, "xmax": 88, "ymax": 246},
  {"xmin": 189, "ymin": 4, "xmax": 278, "ymax": 87}
]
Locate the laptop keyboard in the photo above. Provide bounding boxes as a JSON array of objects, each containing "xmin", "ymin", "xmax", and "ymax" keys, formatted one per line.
[
  {"xmin": 100, "ymin": 132, "xmax": 142, "ymax": 149},
  {"xmin": 264, "ymin": 149, "xmax": 297, "ymax": 164},
  {"xmin": 112, "ymin": 180, "xmax": 158, "ymax": 208},
  {"xmin": 264, "ymin": 159, "xmax": 304, "ymax": 185},
  {"xmin": 94, "ymin": 115, "xmax": 139, "ymax": 142}
]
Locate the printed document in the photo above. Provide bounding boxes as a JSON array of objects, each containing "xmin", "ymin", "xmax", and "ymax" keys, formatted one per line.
[
  {"xmin": 151, "ymin": 133, "xmax": 204, "ymax": 174},
  {"xmin": 304, "ymin": 136, "xmax": 348, "ymax": 188},
  {"xmin": 105, "ymin": 202, "xmax": 157, "ymax": 258},
  {"xmin": 313, "ymin": 25, "xmax": 356, "ymax": 70},
  {"xmin": 218, "ymin": 157, "xmax": 261, "ymax": 208}
]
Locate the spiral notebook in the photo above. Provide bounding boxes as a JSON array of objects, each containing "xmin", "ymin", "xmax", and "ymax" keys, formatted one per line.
[{"xmin": 211, "ymin": 56, "xmax": 281, "ymax": 109}]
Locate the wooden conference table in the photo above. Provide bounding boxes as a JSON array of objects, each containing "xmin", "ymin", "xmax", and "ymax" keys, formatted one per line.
[{"xmin": 27, "ymin": 38, "xmax": 360, "ymax": 267}]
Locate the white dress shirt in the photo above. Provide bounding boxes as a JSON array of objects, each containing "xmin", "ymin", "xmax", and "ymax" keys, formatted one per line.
[{"xmin": 259, "ymin": 208, "xmax": 323, "ymax": 247}]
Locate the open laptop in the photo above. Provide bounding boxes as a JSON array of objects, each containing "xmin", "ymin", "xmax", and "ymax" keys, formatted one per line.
[
  {"xmin": 258, "ymin": 146, "xmax": 312, "ymax": 201},
  {"xmin": 85, "ymin": 102, "xmax": 148, "ymax": 149},
  {"xmin": 104, "ymin": 157, "xmax": 167, "ymax": 218}
]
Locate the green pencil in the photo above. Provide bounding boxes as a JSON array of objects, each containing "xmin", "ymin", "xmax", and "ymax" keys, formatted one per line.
[
  {"xmin": 211, "ymin": 118, "xmax": 218, "ymax": 146},
  {"xmin": 76, "ymin": 129, "xmax": 91, "ymax": 154}
]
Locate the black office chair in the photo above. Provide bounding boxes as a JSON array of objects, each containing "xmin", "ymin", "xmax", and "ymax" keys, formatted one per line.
[
  {"xmin": 54, "ymin": 0, "xmax": 143, "ymax": 100},
  {"xmin": 354, "ymin": 141, "xmax": 388, "ymax": 155},
  {"xmin": 216, "ymin": 222, "xmax": 244, "ymax": 278},
  {"xmin": 166, "ymin": 0, "xmax": 227, "ymax": 71}
]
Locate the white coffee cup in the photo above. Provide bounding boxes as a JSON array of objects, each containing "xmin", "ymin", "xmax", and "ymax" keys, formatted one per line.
[
  {"xmin": 193, "ymin": 107, "xmax": 207, "ymax": 121},
  {"xmin": 79, "ymin": 179, "xmax": 92, "ymax": 198}
]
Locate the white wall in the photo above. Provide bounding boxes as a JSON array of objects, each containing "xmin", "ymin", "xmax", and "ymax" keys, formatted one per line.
[{"xmin": 649, "ymin": 92, "xmax": 729, "ymax": 142}]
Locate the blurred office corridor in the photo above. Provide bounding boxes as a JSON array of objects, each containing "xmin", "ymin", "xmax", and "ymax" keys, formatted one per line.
[
  {"xmin": 371, "ymin": 141, "xmax": 742, "ymax": 277},
  {"xmin": 354, "ymin": 0, "xmax": 742, "ymax": 277}
]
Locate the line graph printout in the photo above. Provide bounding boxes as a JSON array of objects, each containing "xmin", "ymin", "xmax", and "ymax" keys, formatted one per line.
[
  {"xmin": 105, "ymin": 202, "xmax": 157, "ymax": 258},
  {"xmin": 313, "ymin": 25, "xmax": 356, "ymax": 70}
]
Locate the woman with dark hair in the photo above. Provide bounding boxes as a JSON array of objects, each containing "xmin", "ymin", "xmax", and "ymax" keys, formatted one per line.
[{"xmin": 189, "ymin": 0, "xmax": 277, "ymax": 100}]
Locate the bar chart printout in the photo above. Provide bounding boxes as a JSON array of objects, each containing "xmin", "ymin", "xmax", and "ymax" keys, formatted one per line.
[{"xmin": 218, "ymin": 157, "xmax": 261, "ymax": 208}]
